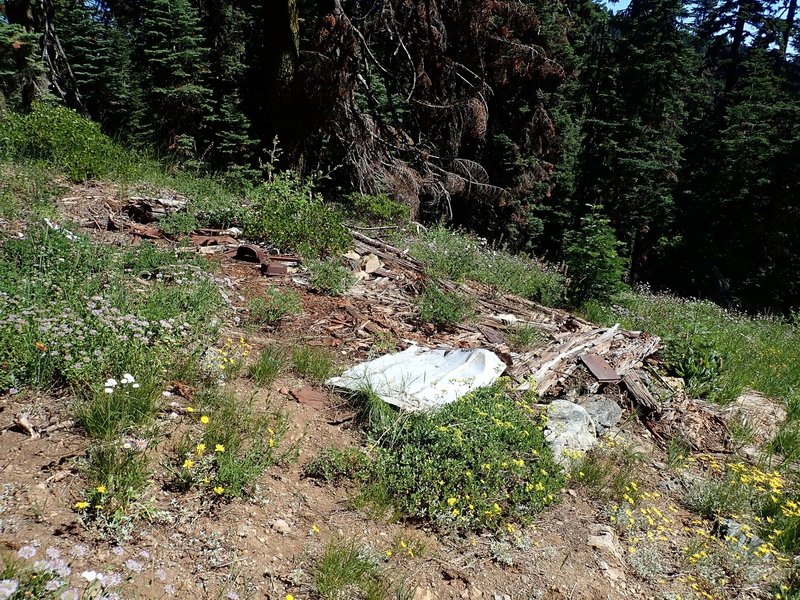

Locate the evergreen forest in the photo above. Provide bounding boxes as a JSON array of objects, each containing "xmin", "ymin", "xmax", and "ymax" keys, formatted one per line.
[{"xmin": 1, "ymin": 0, "xmax": 799, "ymax": 313}]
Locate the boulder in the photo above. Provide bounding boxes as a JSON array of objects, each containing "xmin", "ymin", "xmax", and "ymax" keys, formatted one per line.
[
  {"xmin": 581, "ymin": 396, "xmax": 623, "ymax": 435},
  {"xmin": 545, "ymin": 400, "xmax": 597, "ymax": 466}
]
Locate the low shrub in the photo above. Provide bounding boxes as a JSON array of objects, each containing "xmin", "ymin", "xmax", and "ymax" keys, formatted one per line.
[
  {"xmin": 308, "ymin": 258, "xmax": 355, "ymax": 296},
  {"xmin": 342, "ymin": 192, "xmax": 410, "ymax": 223},
  {"xmin": 0, "ymin": 103, "xmax": 130, "ymax": 181},
  {"xmin": 366, "ymin": 384, "xmax": 562, "ymax": 532},
  {"xmin": 241, "ymin": 172, "xmax": 351, "ymax": 258}
]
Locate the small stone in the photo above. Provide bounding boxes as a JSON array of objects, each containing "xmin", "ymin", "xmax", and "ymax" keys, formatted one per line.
[
  {"xmin": 278, "ymin": 387, "xmax": 290, "ymax": 395},
  {"xmin": 271, "ymin": 519, "xmax": 291, "ymax": 535},
  {"xmin": 412, "ymin": 587, "xmax": 433, "ymax": 600}
]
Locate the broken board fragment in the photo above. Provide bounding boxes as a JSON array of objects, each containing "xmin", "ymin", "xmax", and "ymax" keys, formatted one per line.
[
  {"xmin": 580, "ymin": 353, "xmax": 620, "ymax": 383},
  {"xmin": 327, "ymin": 346, "xmax": 506, "ymax": 412}
]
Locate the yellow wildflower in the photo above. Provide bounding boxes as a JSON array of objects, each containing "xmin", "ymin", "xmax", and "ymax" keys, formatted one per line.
[
  {"xmin": 213, "ymin": 485, "xmax": 225, "ymax": 494},
  {"xmin": 183, "ymin": 459, "xmax": 194, "ymax": 469},
  {"xmin": 196, "ymin": 443, "xmax": 206, "ymax": 455},
  {"xmin": 96, "ymin": 485, "xmax": 107, "ymax": 494},
  {"xmin": 200, "ymin": 415, "xmax": 210, "ymax": 424},
  {"xmin": 215, "ymin": 444, "xmax": 225, "ymax": 453},
  {"xmin": 74, "ymin": 501, "xmax": 90, "ymax": 509}
]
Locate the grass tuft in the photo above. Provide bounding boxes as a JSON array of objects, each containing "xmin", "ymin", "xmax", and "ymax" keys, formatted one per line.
[
  {"xmin": 248, "ymin": 346, "xmax": 287, "ymax": 387},
  {"xmin": 292, "ymin": 345, "xmax": 337, "ymax": 382}
]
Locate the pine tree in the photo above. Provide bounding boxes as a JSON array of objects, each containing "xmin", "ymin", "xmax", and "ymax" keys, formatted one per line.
[
  {"xmin": 54, "ymin": 0, "xmax": 135, "ymax": 133},
  {"xmin": 0, "ymin": 21, "xmax": 41, "ymax": 110},
  {"xmin": 573, "ymin": 0, "xmax": 698, "ymax": 282},
  {"xmin": 134, "ymin": 0, "xmax": 212, "ymax": 157},
  {"xmin": 196, "ymin": 0, "xmax": 255, "ymax": 171}
]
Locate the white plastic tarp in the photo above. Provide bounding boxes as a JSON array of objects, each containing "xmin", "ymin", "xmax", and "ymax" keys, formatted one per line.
[{"xmin": 326, "ymin": 346, "xmax": 507, "ymax": 412}]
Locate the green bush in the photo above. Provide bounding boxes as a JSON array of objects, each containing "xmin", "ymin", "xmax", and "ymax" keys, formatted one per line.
[
  {"xmin": 0, "ymin": 103, "xmax": 130, "ymax": 181},
  {"xmin": 564, "ymin": 208, "xmax": 628, "ymax": 304},
  {"xmin": 308, "ymin": 258, "xmax": 355, "ymax": 296},
  {"xmin": 417, "ymin": 283, "xmax": 474, "ymax": 329},
  {"xmin": 661, "ymin": 331, "xmax": 724, "ymax": 396},
  {"xmin": 247, "ymin": 287, "xmax": 303, "ymax": 325},
  {"xmin": 409, "ymin": 226, "xmax": 566, "ymax": 307},
  {"xmin": 241, "ymin": 172, "xmax": 351, "ymax": 258},
  {"xmin": 342, "ymin": 192, "xmax": 410, "ymax": 223},
  {"xmin": 366, "ymin": 384, "xmax": 562, "ymax": 531}
]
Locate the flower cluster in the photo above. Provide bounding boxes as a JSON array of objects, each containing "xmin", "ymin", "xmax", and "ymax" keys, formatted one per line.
[{"xmin": 104, "ymin": 373, "xmax": 140, "ymax": 394}]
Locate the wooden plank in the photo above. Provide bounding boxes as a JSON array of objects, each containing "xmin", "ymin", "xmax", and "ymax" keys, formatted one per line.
[
  {"xmin": 622, "ymin": 371, "xmax": 660, "ymax": 415},
  {"xmin": 580, "ymin": 353, "xmax": 620, "ymax": 382}
]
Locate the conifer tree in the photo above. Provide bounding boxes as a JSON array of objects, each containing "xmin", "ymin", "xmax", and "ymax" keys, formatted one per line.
[{"xmin": 134, "ymin": 0, "xmax": 211, "ymax": 158}]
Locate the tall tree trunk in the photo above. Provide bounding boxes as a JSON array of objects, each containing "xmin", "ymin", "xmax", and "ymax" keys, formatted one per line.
[{"xmin": 783, "ymin": 0, "xmax": 797, "ymax": 58}]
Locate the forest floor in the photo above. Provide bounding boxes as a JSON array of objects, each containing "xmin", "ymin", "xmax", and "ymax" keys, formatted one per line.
[{"xmin": 0, "ymin": 176, "xmax": 797, "ymax": 600}]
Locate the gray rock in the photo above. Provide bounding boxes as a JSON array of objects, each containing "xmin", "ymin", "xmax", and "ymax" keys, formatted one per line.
[
  {"xmin": 581, "ymin": 396, "xmax": 623, "ymax": 435},
  {"xmin": 544, "ymin": 400, "xmax": 597, "ymax": 466},
  {"xmin": 270, "ymin": 518, "xmax": 291, "ymax": 535}
]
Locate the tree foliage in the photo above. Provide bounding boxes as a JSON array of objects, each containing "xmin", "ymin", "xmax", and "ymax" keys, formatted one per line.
[{"xmin": 1, "ymin": 0, "xmax": 799, "ymax": 311}]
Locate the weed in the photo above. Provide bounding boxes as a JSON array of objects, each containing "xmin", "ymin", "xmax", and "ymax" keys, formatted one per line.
[
  {"xmin": 408, "ymin": 226, "xmax": 566, "ymax": 307},
  {"xmin": 367, "ymin": 383, "xmax": 562, "ymax": 532},
  {"xmin": 0, "ymin": 553, "xmax": 65, "ymax": 598},
  {"xmin": 303, "ymin": 447, "xmax": 370, "ymax": 483},
  {"xmin": 75, "ymin": 373, "xmax": 158, "ymax": 439},
  {"xmin": 158, "ymin": 211, "xmax": 200, "ymax": 236},
  {"xmin": 314, "ymin": 539, "xmax": 389, "ymax": 600},
  {"xmin": 0, "ymin": 163, "xmax": 61, "ymax": 219},
  {"xmin": 248, "ymin": 346, "xmax": 287, "ymax": 387},
  {"xmin": 342, "ymin": 192, "xmax": 409, "ymax": 224},
  {"xmin": 507, "ymin": 324, "xmax": 545, "ymax": 351},
  {"xmin": 574, "ymin": 442, "xmax": 643, "ymax": 501},
  {"xmin": 241, "ymin": 171, "xmax": 350, "ymax": 258},
  {"xmin": 247, "ymin": 288, "xmax": 302, "ymax": 326},
  {"xmin": 170, "ymin": 389, "xmax": 288, "ymax": 498},
  {"xmin": 308, "ymin": 259, "xmax": 355, "ymax": 296},
  {"xmin": 0, "ymin": 225, "xmax": 222, "ymax": 395},
  {"xmin": 581, "ymin": 288, "xmax": 800, "ymax": 405},
  {"xmin": 661, "ymin": 331, "xmax": 724, "ymax": 397},
  {"xmin": 292, "ymin": 345, "xmax": 337, "ymax": 382},
  {"xmin": 666, "ymin": 436, "xmax": 690, "ymax": 470},
  {"xmin": 77, "ymin": 441, "xmax": 150, "ymax": 518},
  {"xmin": 417, "ymin": 284, "xmax": 474, "ymax": 329}
]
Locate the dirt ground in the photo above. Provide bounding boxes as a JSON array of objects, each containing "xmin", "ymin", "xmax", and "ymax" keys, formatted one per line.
[{"xmin": 0, "ymin": 181, "xmax": 760, "ymax": 600}]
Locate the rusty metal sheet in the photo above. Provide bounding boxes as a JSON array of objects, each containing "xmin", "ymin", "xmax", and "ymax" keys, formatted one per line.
[
  {"xmin": 261, "ymin": 262, "xmax": 288, "ymax": 276},
  {"xmin": 580, "ymin": 353, "xmax": 620, "ymax": 382}
]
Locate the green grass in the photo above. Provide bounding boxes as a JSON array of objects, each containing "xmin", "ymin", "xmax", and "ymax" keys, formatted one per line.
[
  {"xmin": 408, "ymin": 226, "xmax": 566, "ymax": 307},
  {"xmin": 248, "ymin": 346, "xmax": 287, "ymax": 387},
  {"xmin": 292, "ymin": 345, "xmax": 337, "ymax": 382},
  {"xmin": 582, "ymin": 289, "xmax": 800, "ymax": 406},
  {"xmin": 247, "ymin": 287, "xmax": 303, "ymax": 326},
  {"xmin": 0, "ymin": 162, "xmax": 62, "ymax": 220},
  {"xmin": 417, "ymin": 283, "xmax": 475, "ymax": 329},
  {"xmin": 313, "ymin": 539, "xmax": 394, "ymax": 600},
  {"xmin": 507, "ymin": 324, "xmax": 546, "ymax": 351},
  {"xmin": 574, "ymin": 444, "xmax": 643, "ymax": 501}
]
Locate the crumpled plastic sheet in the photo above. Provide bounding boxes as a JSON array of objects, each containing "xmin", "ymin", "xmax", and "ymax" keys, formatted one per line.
[{"xmin": 326, "ymin": 346, "xmax": 507, "ymax": 411}]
